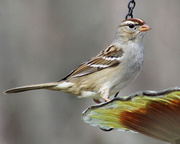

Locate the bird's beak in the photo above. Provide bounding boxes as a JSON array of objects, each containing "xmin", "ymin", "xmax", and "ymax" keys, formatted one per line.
[{"xmin": 139, "ymin": 24, "xmax": 151, "ymax": 31}]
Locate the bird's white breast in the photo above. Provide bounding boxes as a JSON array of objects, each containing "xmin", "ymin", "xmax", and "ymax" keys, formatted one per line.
[{"xmin": 109, "ymin": 42, "xmax": 144, "ymax": 94}]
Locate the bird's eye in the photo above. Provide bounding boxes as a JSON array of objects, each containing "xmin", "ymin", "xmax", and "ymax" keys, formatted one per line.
[{"xmin": 129, "ymin": 24, "xmax": 135, "ymax": 28}]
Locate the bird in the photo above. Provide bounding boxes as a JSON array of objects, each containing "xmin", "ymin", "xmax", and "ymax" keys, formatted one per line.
[{"xmin": 4, "ymin": 18, "xmax": 150, "ymax": 103}]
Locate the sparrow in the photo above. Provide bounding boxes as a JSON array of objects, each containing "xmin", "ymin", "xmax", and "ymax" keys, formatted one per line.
[{"xmin": 4, "ymin": 18, "xmax": 150, "ymax": 103}]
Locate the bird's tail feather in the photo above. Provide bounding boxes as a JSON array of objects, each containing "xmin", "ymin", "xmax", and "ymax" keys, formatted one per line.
[{"xmin": 4, "ymin": 82, "xmax": 60, "ymax": 94}]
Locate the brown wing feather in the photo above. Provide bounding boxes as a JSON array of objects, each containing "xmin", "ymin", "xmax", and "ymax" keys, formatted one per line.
[
  {"xmin": 68, "ymin": 62, "xmax": 99, "ymax": 78},
  {"xmin": 61, "ymin": 45, "xmax": 123, "ymax": 80}
]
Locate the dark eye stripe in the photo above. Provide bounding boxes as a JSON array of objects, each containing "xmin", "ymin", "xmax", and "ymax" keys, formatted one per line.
[{"xmin": 119, "ymin": 23, "xmax": 139, "ymax": 28}]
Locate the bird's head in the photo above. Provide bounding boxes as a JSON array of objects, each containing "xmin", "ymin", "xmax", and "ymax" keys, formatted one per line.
[{"xmin": 115, "ymin": 18, "xmax": 151, "ymax": 44}]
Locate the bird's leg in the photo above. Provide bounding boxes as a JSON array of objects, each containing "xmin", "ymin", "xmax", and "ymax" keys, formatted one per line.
[
  {"xmin": 93, "ymin": 98, "xmax": 110, "ymax": 104},
  {"xmin": 100, "ymin": 90, "xmax": 110, "ymax": 102},
  {"xmin": 103, "ymin": 98, "xmax": 110, "ymax": 102},
  {"xmin": 93, "ymin": 90, "xmax": 111, "ymax": 103}
]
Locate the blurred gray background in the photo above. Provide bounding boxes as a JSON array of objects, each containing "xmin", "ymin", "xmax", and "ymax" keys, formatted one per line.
[{"xmin": 1, "ymin": 0, "xmax": 180, "ymax": 144}]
